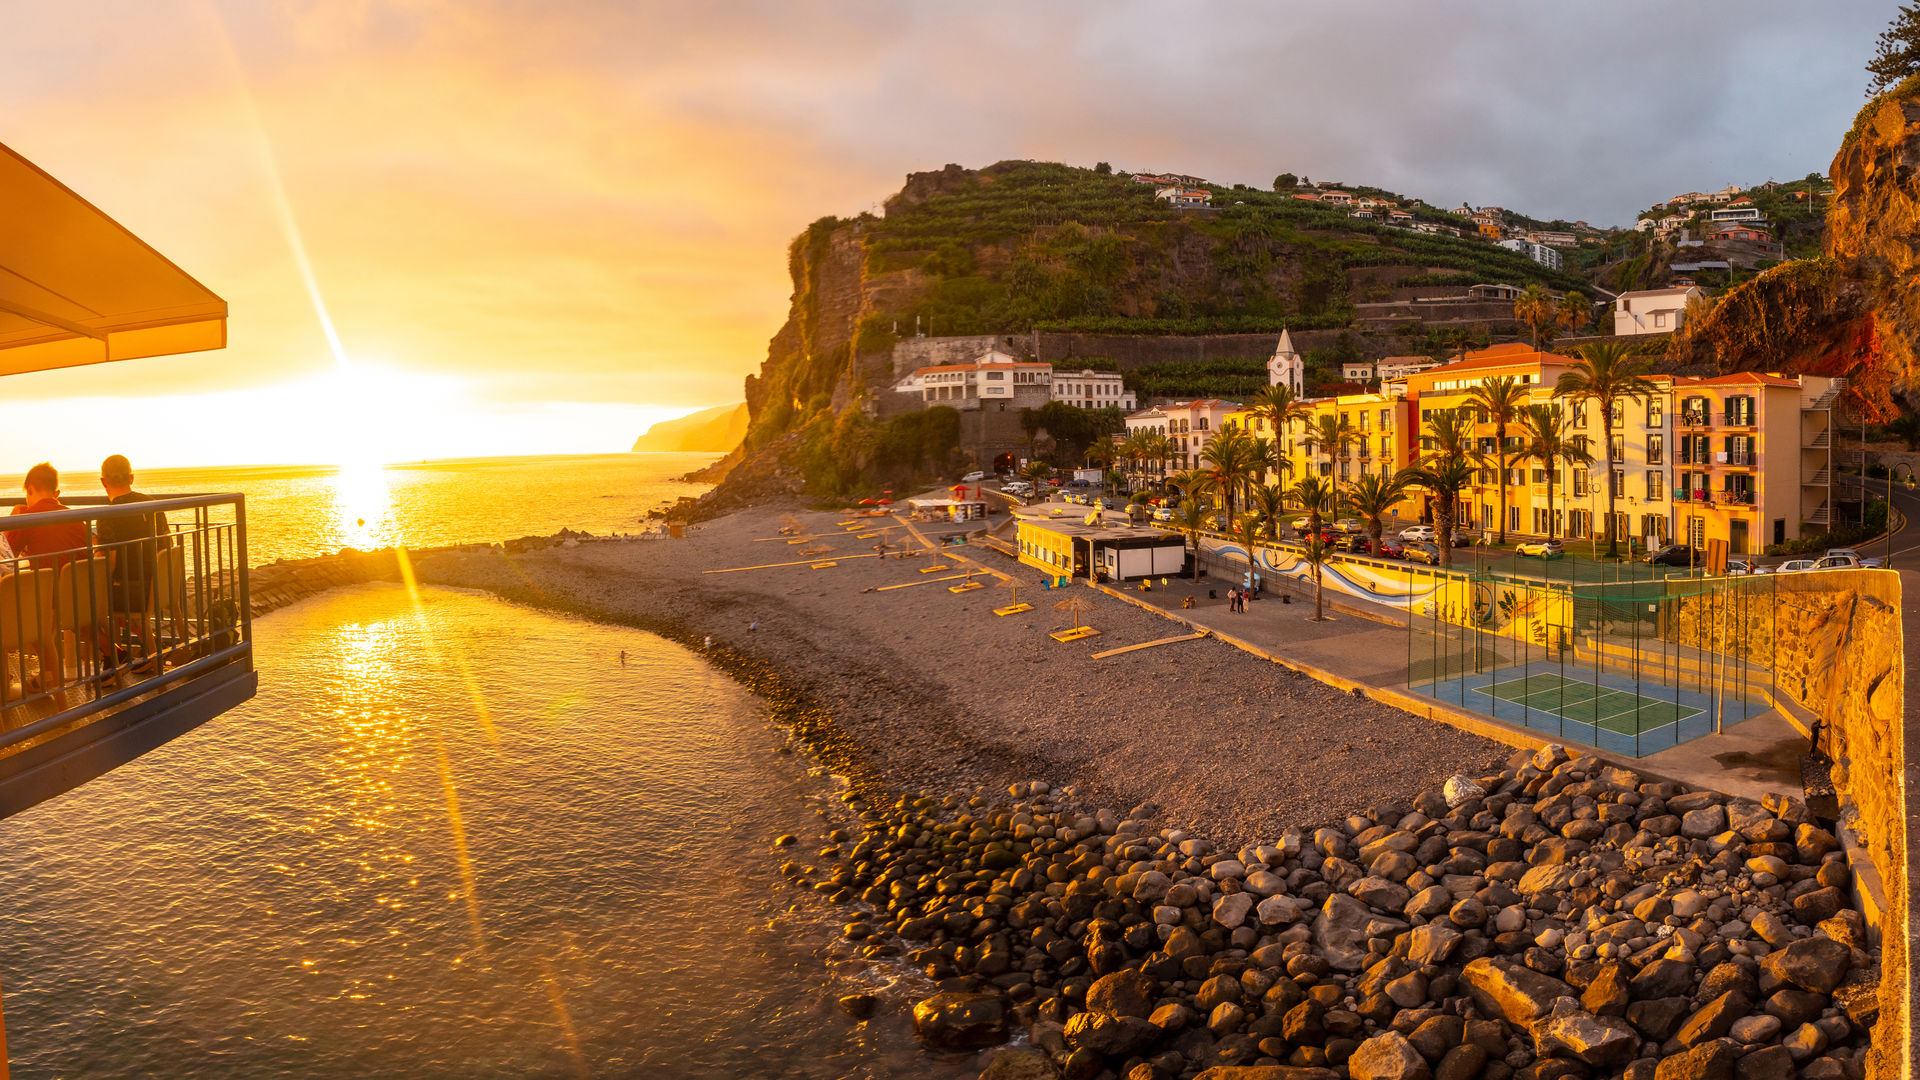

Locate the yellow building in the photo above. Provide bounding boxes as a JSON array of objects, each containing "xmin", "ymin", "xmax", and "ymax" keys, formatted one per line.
[{"xmin": 1225, "ymin": 390, "xmax": 1422, "ymax": 522}]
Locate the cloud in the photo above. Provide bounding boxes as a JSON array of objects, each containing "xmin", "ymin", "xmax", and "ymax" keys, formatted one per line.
[{"xmin": 0, "ymin": 0, "xmax": 1891, "ymax": 465}]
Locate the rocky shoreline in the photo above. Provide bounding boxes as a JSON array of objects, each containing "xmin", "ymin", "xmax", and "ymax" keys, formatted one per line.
[{"xmin": 797, "ymin": 751, "xmax": 1880, "ymax": 1080}]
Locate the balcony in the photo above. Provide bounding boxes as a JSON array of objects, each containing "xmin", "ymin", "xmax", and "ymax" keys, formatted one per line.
[
  {"xmin": 1720, "ymin": 412, "xmax": 1756, "ymax": 429},
  {"xmin": 0, "ymin": 494, "xmax": 253, "ymax": 818},
  {"xmin": 1680, "ymin": 411, "xmax": 1711, "ymax": 429},
  {"xmin": 1716, "ymin": 450, "xmax": 1754, "ymax": 467}
]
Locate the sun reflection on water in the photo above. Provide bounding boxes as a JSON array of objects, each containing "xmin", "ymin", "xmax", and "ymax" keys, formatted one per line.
[{"xmin": 332, "ymin": 463, "xmax": 392, "ymax": 551}]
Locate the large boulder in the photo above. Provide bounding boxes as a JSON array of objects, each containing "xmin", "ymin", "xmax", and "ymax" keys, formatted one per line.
[
  {"xmin": 1406, "ymin": 923, "xmax": 1464, "ymax": 967},
  {"xmin": 1063, "ymin": 1010, "xmax": 1159, "ymax": 1057},
  {"xmin": 1675, "ymin": 991, "xmax": 1753, "ymax": 1048},
  {"xmin": 912, "ymin": 991, "xmax": 1007, "ymax": 1050},
  {"xmin": 1214, "ymin": 891, "xmax": 1255, "ymax": 929},
  {"xmin": 1654, "ymin": 1038, "xmax": 1739, "ymax": 1080},
  {"xmin": 1515, "ymin": 862, "xmax": 1579, "ymax": 899},
  {"xmin": 1087, "ymin": 969, "xmax": 1156, "ymax": 1018},
  {"xmin": 1192, "ymin": 1067, "xmax": 1340, "ymax": 1080},
  {"xmin": 1348, "ymin": 1031, "xmax": 1433, "ymax": 1080},
  {"xmin": 1462, "ymin": 956, "xmax": 1576, "ymax": 1028},
  {"xmin": 980, "ymin": 1047, "xmax": 1060, "ymax": 1080},
  {"xmin": 1535, "ymin": 1010, "xmax": 1640, "ymax": 1067},
  {"xmin": 1315, "ymin": 894, "xmax": 1410, "ymax": 972},
  {"xmin": 1757, "ymin": 936, "xmax": 1852, "ymax": 994}
]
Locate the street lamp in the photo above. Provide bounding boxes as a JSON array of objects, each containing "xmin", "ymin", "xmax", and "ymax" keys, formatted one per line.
[{"xmin": 1883, "ymin": 462, "xmax": 1916, "ymax": 569}]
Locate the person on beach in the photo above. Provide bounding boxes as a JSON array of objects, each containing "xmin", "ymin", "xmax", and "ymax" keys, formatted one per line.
[
  {"xmin": 747, "ymin": 621, "xmax": 758, "ymax": 632},
  {"xmin": 619, "ymin": 650, "xmax": 627, "ymax": 666},
  {"xmin": 1181, "ymin": 594, "xmax": 1194, "ymax": 610}
]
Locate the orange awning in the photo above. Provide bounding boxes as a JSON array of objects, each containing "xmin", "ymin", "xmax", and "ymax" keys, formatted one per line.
[{"xmin": 0, "ymin": 141, "xmax": 226, "ymax": 377}]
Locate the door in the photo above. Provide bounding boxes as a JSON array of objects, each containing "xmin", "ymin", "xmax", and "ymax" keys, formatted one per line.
[
  {"xmin": 1774, "ymin": 518, "xmax": 1786, "ymax": 545},
  {"xmin": 1729, "ymin": 519, "xmax": 1749, "ymax": 555}
]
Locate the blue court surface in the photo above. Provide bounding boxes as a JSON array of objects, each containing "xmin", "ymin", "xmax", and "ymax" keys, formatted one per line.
[{"xmin": 1415, "ymin": 660, "xmax": 1768, "ymax": 757}]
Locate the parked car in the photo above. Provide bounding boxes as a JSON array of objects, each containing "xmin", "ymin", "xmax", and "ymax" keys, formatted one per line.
[
  {"xmin": 961, "ymin": 470, "xmax": 985, "ymax": 482},
  {"xmin": 1288, "ymin": 517, "xmax": 1313, "ymax": 537},
  {"xmin": 1824, "ymin": 548, "xmax": 1884, "ymax": 568},
  {"xmin": 1339, "ymin": 532, "xmax": 1371, "ymax": 553},
  {"xmin": 1400, "ymin": 525, "xmax": 1437, "ymax": 542},
  {"xmin": 1333, "ymin": 518, "xmax": 1364, "ymax": 535},
  {"xmin": 1450, "ymin": 530, "xmax": 1476, "ymax": 548},
  {"xmin": 1369, "ymin": 537, "xmax": 1406, "ymax": 559},
  {"xmin": 1812, "ymin": 554, "xmax": 1861, "ymax": 571},
  {"xmin": 1151, "ymin": 508, "xmax": 1174, "ymax": 523},
  {"xmin": 1404, "ymin": 541, "xmax": 1442, "ymax": 565},
  {"xmin": 1516, "ymin": 538, "xmax": 1564, "ymax": 558},
  {"xmin": 1776, "ymin": 559, "xmax": 1818, "ymax": 573},
  {"xmin": 1645, "ymin": 544, "xmax": 1699, "ymax": 568},
  {"xmin": 1726, "ymin": 560, "xmax": 1759, "ymax": 575}
]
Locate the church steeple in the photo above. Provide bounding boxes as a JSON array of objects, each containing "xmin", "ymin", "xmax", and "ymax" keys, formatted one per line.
[{"xmin": 1267, "ymin": 328, "xmax": 1304, "ymax": 394}]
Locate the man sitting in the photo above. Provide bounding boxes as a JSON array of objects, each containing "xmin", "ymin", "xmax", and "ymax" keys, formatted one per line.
[
  {"xmin": 95, "ymin": 455, "xmax": 170, "ymax": 670},
  {"xmin": 5, "ymin": 462, "xmax": 87, "ymax": 571}
]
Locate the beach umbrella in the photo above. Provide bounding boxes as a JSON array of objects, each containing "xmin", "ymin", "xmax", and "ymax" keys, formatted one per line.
[
  {"xmin": 859, "ymin": 498, "xmax": 877, "ymax": 506},
  {"xmin": 996, "ymin": 573, "xmax": 1023, "ymax": 609},
  {"xmin": 1053, "ymin": 593, "xmax": 1097, "ymax": 630},
  {"xmin": 877, "ymin": 498, "xmax": 893, "ymax": 505},
  {"xmin": 801, "ymin": 542, "xmax": 834, "ymax": 557}
]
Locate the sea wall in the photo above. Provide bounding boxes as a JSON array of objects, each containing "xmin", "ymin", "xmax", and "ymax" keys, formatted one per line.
[{"xmin": 245, "ymin": 536, "xmax": 605, "ymax": 619}]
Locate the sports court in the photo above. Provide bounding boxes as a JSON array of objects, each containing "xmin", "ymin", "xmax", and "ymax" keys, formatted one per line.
[
  {"xmin": 1415, "ymin": 658, "xmax": 1758, "ymax": 756},
  {"xmin": 1472, "ymin": 670, "xmax": 1700, "ymax": 733}
]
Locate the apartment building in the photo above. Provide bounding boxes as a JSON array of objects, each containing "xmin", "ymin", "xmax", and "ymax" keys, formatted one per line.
[
  {"xmin": 894, "ymin": 349, "xmax": 1051, "ymax": 409},
  {"xmin": 1224, "ymin": 392, "xmax": 1422, "ymax": 518},
  {"xmin": 1051, "ymin": 368, "xmax": 1136, "ymax": 411},
  {"xmin": 1400, "ymin": 346, "xmax": 1841, "ymax": 554},
  {"xmin": 1124, "ymin": 398, "xmax": 1243, "ymax": 470}
]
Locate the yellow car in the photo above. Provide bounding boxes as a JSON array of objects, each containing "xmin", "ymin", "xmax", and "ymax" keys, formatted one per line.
[{"xmin": 1516, "ymin": 538, "xmax": 1564, "ymax": 558}]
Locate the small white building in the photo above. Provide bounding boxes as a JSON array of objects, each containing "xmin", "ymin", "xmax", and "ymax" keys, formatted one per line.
[
  {"xmin": 1496, "ymin": 238, "xmax": 1563, "ymax": 271},
  {"xmin": 1155, "ymin": 186, "xmax": 1212, "ymax": 208},
  {"xmin": 1613, "ymin": 286, "xmax": 1704, "ymax": 337},
  {"xmin": 1051, "ymin": 368, "xmax": 1136, "ymax": 411},
  {"xmin": 1709, "ymin": 206, "xmax": 1763, "ymax": 223},
  {"xmin": 1342, "ymin": 361, "xmax": 1376, "ymax": 382},
  {"xmin": 1376, "ymin": 356, "xmax": 1442, "ymax": 381}
]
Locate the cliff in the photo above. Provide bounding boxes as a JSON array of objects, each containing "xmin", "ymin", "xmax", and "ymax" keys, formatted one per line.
[
  {"xmin": 1670, "ymin": 85, "xmax": 1920, "ymax": 419},
  {"xmin": 632, "ymin": 402, "xmax": 748, "ymax": 452}
]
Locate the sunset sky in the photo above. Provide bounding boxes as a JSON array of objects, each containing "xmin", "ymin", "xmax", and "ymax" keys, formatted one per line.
[{"xmin": 0, "ymin": 1, "xmax": 1892, "ymax": 468}]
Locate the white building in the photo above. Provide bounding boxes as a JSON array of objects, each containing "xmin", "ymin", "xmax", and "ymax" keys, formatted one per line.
[
  {"xmin": 1267, "ymin": 328, "xmax": 1304, "ymax": 394},
  {"xmin": 1124, "ymin": 399, "xmax": 1244, "ymax": 470},
  {"xmin": 1342, "ymin": 361, "xmax": 1376, "ymax": 382},
  {"xmin": 1376, "ymin": 356, "xmax": 1443, "ymax": 381},
  {"xmin": 1613, "ymin": 286, "xmax": 1704, "ymax": 337},
  {"xmin": 1496, "ymin": 237, "xmax": 1563, "ymax": 271},
  {"xmin": 1154, "ymin": 186, "xmax": 1212, "ymax": 208},
  {"xmin": 1051, "ymin": 368, "xmax": 1136, "ymax": 411},
  {"xmin": 894, "ymin": 349, "xmax": 1052, "ymax": 408},
  {"xmin": 1710, "ymin": 206, "xmax": 1764, "ymax": 223}
]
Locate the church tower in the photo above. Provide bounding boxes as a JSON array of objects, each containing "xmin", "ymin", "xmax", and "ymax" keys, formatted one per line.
[{"xmin": 1267, "ymin": 328, "xmax": 1304, "ymax": 394}]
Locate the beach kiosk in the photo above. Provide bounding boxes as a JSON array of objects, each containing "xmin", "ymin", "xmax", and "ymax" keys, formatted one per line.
[
  {"xmin": 1015, "ymin": 518, "xmax": 1185, "ymax": 582},
  {"xmin": 907, "ymin": 495, "xmax": 988, "ymax": 523},
  {"xmin": 0, "ymin": 141, "xmax": 252, "ymax": 820}
]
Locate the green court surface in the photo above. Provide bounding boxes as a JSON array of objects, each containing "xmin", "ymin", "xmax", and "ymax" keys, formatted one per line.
[{"xmin": 1473, "ymin": 672, "xmax": 1702, "ymax": 734}]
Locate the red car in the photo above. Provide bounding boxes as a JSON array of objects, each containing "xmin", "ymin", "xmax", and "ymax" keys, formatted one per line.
[{"xmin": 1369, "ymin": 537, "xmax": 1406, "ymax": 559}]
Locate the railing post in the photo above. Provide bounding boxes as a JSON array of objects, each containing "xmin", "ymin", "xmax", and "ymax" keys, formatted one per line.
[{"xmin": 235, "ymin": 495, "xmax": 251, "ymax": 649}]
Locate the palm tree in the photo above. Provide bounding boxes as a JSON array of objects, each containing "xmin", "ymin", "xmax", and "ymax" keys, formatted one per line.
[
  {"xmin": 1229, "ymin": 513, "xmax": 1264, "ymax": 591},
  {"xmin": 1118, "ymin": 431, "xmax": 1150, "ymax": 490},
  {"xmin": 1515, "ymin": 284, "xmax": 1555, "ymax": 349},
  {"xmin": 1300, "ymin": 535, "xmax": 1333, "ymax": 621},
  {"xmin": 1248, "ymin": 483, "xmax": 1289, "ymax": 541},
  {"xmin": 1555, "ymin": 341, "xmax": 1656, "ymax": 558},
  {"xmin": 1019, "ymin": 461, "xmax": 1052, "ymax": 503},
  {"xmin": 1465, "ymin": 375, "xmax": 1528, "ymax": 545},
  {"xmin": 1085, "ymin": 440, "xmax": 1117, "ymax": 471},
  {"xmin": 1303, "ymin": 413, "xmax": 1358, "ymax": 502},
  {"xmin": 1168, "ymin": 468, "xmax": 1211, "ymax": 506},
  {"xmin": 1288, "ymin": 474, "xmax": 1341, "ymax": 541},
  {"xmin": 1248, "ymin": 384, "xmax": 1312, "ymax": 456},
  {"xmin": 1508, "ymin": 403, "xmax": 1592, "ymax": 540},
  {"xmin": 1199, "ymin": 429, "xmax": 1261, "ymax": 523},
  {"xmin": 1556, "ymin": 291, "xmax": 1590, "ymax": 338},
  {"xmin": 1345, "ymin": 469, "xmax": 1412, "ymax": 554},
  {"xmin": 1173, "ymin": 498, "xmax": 1212, "ymax": 581},
  {"xmin": 1410, "ymin": 407, "xmax": 1486, "ymax": 571}
]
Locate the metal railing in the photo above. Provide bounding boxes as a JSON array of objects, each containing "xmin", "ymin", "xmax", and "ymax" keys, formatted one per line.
[{"xmin": 0, "ymin": 494, "xmax": 250, "ymax": 755}]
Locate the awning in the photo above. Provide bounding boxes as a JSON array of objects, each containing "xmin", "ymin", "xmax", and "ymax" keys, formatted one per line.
[{"xmin": 0, "ymin": 141, "xmax": 227, "ymax": 377}]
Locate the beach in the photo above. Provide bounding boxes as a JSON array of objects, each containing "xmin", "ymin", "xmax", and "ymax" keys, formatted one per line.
[{"xmin": 413, "ymin": 503, "xmax": 1509, "ymax": 846}]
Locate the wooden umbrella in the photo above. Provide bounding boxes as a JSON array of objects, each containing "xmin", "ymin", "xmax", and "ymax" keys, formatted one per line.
[{"xmin": 1053, "ymin": 593, "xmax": 1097, "ymax": 630}]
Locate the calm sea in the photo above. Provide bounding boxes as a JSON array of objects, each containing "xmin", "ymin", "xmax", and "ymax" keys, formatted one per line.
[
  {"xmin": 0, "ymin": 452, "xmax": 720, "ymax": 566},
  {"xmin": 0, "ymin": 584, "xmax": 969, "ymax": 1078}
]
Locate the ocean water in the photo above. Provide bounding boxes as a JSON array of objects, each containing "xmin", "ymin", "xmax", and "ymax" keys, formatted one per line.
[
  {"xmin": 0, "ymin": 584, "xmax": 968, "ymax": 1079},
  {"xmin": 0, "ymin": 453, "xmax": 719, "ymax": 566}
]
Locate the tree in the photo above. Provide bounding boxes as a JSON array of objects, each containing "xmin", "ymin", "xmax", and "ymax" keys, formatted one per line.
[
  {"xmin": 1867, "ymin": 4, "xmax": 1920, "ymax": 97},
  {"xmin": 1345, "ymin": 469, "xmax": 1412, "ymax": 554},
  {"xmin": 1555, "ymin": 341, "xmax": 1657, "ymax": 557},
  {"xmin": 1273, "ymin": 172, "xmax": 1298, "ymax": 190},
  {"xmin": 1094, "ymin": 161, "xmax": 1114, "ymax": 175},
  {"xmin": 1299, "ymin": 535, "xmax": 1333, "ymax": 622},
  {"xmin": 1287, "ymin": 475, "xmax": 1340, "ymax": 543},
  {"xmin": 1410, "ymin": 407, "xmax": 1485, "ymax": 571},
  {"xmin": 1199, "ymin": 429, "xmax": 1262, "ymax": 523},
  {"xmin": 1508, "ymin": 403, "xmax": 1591, "ymax": 540},
  {"xmin": 1019, "ymin": 460, "xmax": 1053, "ymax": 503},
  {"xmin": 1247, "ymin": 384, "xmax": 1312, "ymax": 481},
  {"xmin": 1465, "ymin": 375, "xmax": 1528, "ymax": 544},
  {"xmin": 1888, "ymin": 414, "xmax": 1920, "ymax": 451},
  {"xmin": 1515, "ymin": 284, "xmax": 1556, "ymax": 349},
  {"xmin": 1556, "ymin": 291, "xmax": 1591, "ymax": 338},
  {"xmin": 1230, "ymin": 513, "xmax": 1264, "ymax": 590},
  {"xmin": 1173, "ymin": 499, "xmax": 1212, "ymax": 581},
  {"xmin": 1248, "ymin": 483, "xmax": 1289, "ymax": 541}
]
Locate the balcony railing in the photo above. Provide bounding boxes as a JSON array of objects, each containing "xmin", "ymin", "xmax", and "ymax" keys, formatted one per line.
[
  {"xmin": 1721, "ymin": 412, "xmax": 1756, "ymax": 427},
  {"xmin": 1718, "ymin": 450, "xmax": 1754, "ymax": 466},
  {"xmin": 0, "ymin": 493, "xmax": 254, "ymax": 818}
]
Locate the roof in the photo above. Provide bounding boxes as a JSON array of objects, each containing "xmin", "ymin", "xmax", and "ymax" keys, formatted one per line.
[
  {"xmin": 1017, "ymin": 518, "xmax": 1182, "ymax": 544},
  {"xmin": 912, "ymin": 360, "xmax": 1050, "ymax": 375},
  {"xmin": 1163, "ymin": 398, "xmax": 1242, "ymax": 411},
  {"xmin": 1413, "ymin": 344, "xmax": 1578, "ymax": 378},
  {"xmin": 1616, "ymin": 287, "xmax": 1701, "ymax": 299},
  {"xmin": 0, "ymin": 141, "xmax": 227, "ymax": 376},
  {"xmin": 1669, "ymin": 373, "xmax": 1802, "ymax": 388}
]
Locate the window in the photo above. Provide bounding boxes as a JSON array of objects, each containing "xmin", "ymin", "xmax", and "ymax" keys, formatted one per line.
[
  {"xmin": 1198, "ymin": 418, "xmax": 1209, "ymax": 431},
  {"xmin": 1380, "ymin": 408, "xmax": 1391, "ymax": 428},
  {"xmin": 1509, "ymin": 506, "xmax": 1521, "ymax": 532},
  {"xmin": 1479, "ymin": 467, "xmax": 1496, "ymax": 484},
  {"xmin": 1572, "ymin": 470, "xmax": 1590, "ymax": 497},
  {"xmin": 1379, "ymin": 435, "xmax": 1390, "ymax": 457},
  {"xmin": 1648, "ymin": 400, "xmax": 1663, "ymax": 426},
  {"xmin": 1609, "ymin": 401, "xmax": 1624, "ymax": 426},
  {"xmin": 1609, "ymin": 435, "xmax": 1625, "ymax": 463},
  {"xmin": 1647, "ymin": 435, "xmax": 1663, "ymax": 464},
  {"xmin": 1360, "ymin": 412, "xmax": 1371, "ymax": 431},
  {"xmin": 1647, "ymin": 471, "xmax": 1665, "ymax": 499},
  {"xmin": 1339, "ymin": 461, "xmax": 1350, "ymax": 480},
  {"xmin": 1568, "ymin": 509, "xmax": 1591, "ymax": 538},
  {"xmin": 1642, "ymin": 515, "xmax": 1667, "ymax": 542},
  {"xmin": 1611, "ymin": 469, "xmax": 1625, "ymax": 497},
  {"xmin": 984, "ymin": 370, "xmax": 1005, "ymax": 380},
  {"xmin": 1572, "ymin": 403, "xmax": 1587, "ymax": 428},
  {"xmin": 1655, "ymin": 312, "xmax": 1669, "ymax": 328}
]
